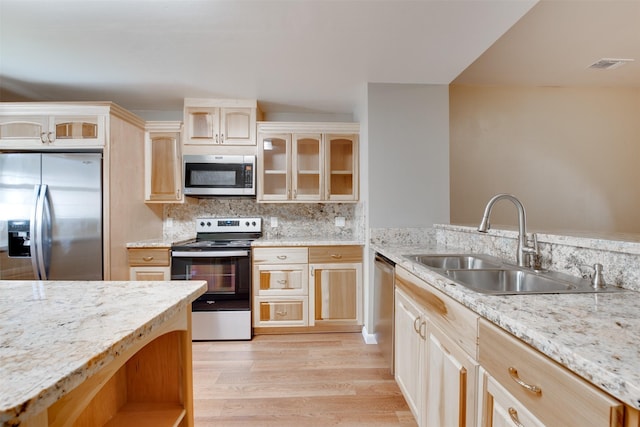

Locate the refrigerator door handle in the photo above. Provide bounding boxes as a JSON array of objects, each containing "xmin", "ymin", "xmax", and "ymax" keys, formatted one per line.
[
  {"xmin": 30, "ymin": 185, "xmax": 41, "ymax": 279},
  {"xmin": 32, "ymin": 184, "xmax": 52, "ymax": 280}
]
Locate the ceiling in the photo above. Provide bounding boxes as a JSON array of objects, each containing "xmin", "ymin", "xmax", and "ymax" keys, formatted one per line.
[
  {"xmin": 1, "ymin": 1, "xmax": 637, "ymax": 119},
  {"xmin": 0, "ymin": 0, "xmax": 536, "ymax": 118},
  {"xmin": 454, "ymin": 0, "xmax": 640, "ymax": 87}
]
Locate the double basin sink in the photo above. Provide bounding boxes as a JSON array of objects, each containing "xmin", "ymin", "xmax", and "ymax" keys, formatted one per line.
[{"xmin": 405, "ymin": 253, "xmax": 622, "ymax": 295}]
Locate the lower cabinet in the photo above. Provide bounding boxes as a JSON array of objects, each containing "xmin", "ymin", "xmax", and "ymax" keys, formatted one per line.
[
  {"xmin": 479, "ymin": 367, "xmax": 545, "ymax": 427},
  {"xmin": 394, "ymin": 266, "xmax": 479, "ymax": 427},
  {"xmin": 127, "ymin": 248, "xmax": 171, "ymax": 281},
  {"xmin": 252, "ymin": 245, "xmax": 363, "ymax": 333},
  {"xmin": 394, "ymin": 264, "xmax": 628, "ymax": 427},
  {"xmin": 394, "ymin": 286, "xmax": 426, "ymax": 420},
  {"xmin": 478, "ymin": 318, "xmax": 624, "ymax": 427}
]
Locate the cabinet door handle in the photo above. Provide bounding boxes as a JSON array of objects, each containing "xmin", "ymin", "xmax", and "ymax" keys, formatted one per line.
[
  {"xmin": 48, "ymin": 132, "xmax": 55, "ymax": 143},
  {"xmin": 419, "ymin": 320, "xmax": 427, "ymax": 339},
  {"xmin": 277, "ymin": 255, "xmax": 287, "ymax": 260},
  {"xmin": 508, "ymin": 408, "xmax": 525, "ymax": 427},
  {"xmin": 413, "ymin": 316, "xmax": 421, "ymax": 334},
  {"xmin": 508, "ymin": 367, "xmax": 542, "ymax": 395},
  {"xmin": 142, "ymin": 256, "xmax": 154, "ymax": 262},
  {"xmin": 276, "ymin": 310, "xmax": 287, "ymax": 316},
  {"xmin": 330, "ymin": 254, "xmax": 342, "ymax": 259},
  {"xmin": 40, "ymin": 132, "xmax": 48, "ymax": 143}
]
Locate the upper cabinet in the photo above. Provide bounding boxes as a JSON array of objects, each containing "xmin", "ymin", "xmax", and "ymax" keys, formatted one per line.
[
  {"xmin": 144, "ymin": 121, "xmax": 183, "ymax": 203},
  {"xmin": 0, "ymin": 105, "xmax": 106, "ymax": 149},
  {"xmin": 183, "ymin": 98, "xmax": 260, "ymax": 148},
  {"xmin": 257, "ymin": 122, "xmax": 359, "ymax": 203}
]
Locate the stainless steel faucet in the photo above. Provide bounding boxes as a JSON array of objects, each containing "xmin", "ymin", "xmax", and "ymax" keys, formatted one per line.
[{"xmin": 477, "ymin": 193, "xmax": 540, "ymax": 268}]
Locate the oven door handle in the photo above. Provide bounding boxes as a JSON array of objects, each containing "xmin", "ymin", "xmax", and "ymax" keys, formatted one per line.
[{"xmin": 171, "ymin": 250, "xmax": 250, "ymax": 258}]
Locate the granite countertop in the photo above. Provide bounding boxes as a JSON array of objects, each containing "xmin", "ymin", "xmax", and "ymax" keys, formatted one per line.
[
  {"xmin": 0, "ymin": 279, "xmax": 207, "ymax": 424},
  {"xmin": 127, "ymin": 236, "xmax": 364, "ymax": 248},
  {"xmin": 252, "ymin": 236, "xmax": 363, "ymax": 246},
  {"xmin": 372, "ymin": 242, "xmax": 640, "ymax": 410}
]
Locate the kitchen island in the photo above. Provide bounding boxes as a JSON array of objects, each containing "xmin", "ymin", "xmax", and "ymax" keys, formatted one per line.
[{"xmin": 0, "ymin": 279, "xmax": 206, "ymax": 427}]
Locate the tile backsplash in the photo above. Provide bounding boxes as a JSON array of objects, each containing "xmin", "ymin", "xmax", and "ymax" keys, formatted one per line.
[{"xmin": 164, "ymin": 197, "xmax": 364, "ymax": 242}]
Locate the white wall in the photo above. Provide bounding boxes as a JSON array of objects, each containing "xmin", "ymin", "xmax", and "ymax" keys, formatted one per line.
[{"xmin": 368, "ymin": 83, "xmax": 450, "ymax": 228}]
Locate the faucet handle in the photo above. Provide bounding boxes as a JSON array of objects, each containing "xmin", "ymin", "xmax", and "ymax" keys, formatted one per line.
[
  {"xmin": 524, "ymin": 233, "xmax": 542, "ymax": 270},
  {"xmin": 591, "ymin": 263, "xmax": 607, "ymax": 289}
]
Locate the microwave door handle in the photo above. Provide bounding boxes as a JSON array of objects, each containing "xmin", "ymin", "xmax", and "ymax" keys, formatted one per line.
[{"xmin": 171, "ymin": 250, "xmax": 250, "ymax": 258}]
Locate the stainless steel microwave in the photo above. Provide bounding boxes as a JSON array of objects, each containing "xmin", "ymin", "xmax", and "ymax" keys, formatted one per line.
[{"xmin": 183, "ymin": 155, "xmax": 255, "ymax": 196}]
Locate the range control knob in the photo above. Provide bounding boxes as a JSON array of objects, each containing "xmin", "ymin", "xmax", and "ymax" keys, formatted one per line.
[
  {"xmin": 199, "ymin": 221, "xmax": 205, "ymax": 227},
  {"xmin": 252, "ymin": 221, "xmax": 256, "ymax": 226},
  {"xmin": 245, "ymin": 221, "xmax": 250, "ymax": 227},
  {"xmin": 206, "ymin": 221, "xmax": 212, "ymax": 227}
]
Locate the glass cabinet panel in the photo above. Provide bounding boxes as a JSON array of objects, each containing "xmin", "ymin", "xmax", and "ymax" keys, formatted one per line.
[
  {"xmin": 293, "ymin": 133, "xmax": 321, "ymax": 200},
  {"xmin": 326, "ymin": 134, "xmax": 358, "ymax": 200},
  {"xmin": 260, "ymin": 133, "xmax": 290, "ymax": 199}
]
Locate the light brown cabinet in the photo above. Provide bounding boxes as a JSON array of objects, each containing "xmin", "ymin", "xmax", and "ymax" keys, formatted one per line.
[
  {"xmin": 253, "ymin": 247, "xmax": 309, "ymax": 328},
  {"xmin": 128, "ymin": 248, "xmax": 171, "ymax": 281},
  {"xmin": 183, "ymin": 98, "xmax": 259, "ymax": 147},
  {"xmin": 478, "ymin": 318, "xmax": 624, "ymax": 427},
  {"xmin": 309, "ymin": 245, "xmax": 362, "ymax": 326},
  {"xmin": 394, "ymin": 265, "xmax": 479, "ymax": 427},
  {"xmin": 0, "ymin": 109, "xmax": 105, "ymax": 149},
  {"xmin": 252, "ymin": 245, "xmax": 363, "ymax": 333},
  {"xmin": 257, "ymin": 122, "xmax": 359, "ymax": 203},
  {"xmin": 144, "ymin": 121, "xmax": 183, "ymax": 203}
]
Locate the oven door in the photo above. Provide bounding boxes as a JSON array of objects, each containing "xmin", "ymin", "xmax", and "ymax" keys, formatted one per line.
[{"xmin": 171, "ymin": 249, "xmax": 251, "ymax": 311}]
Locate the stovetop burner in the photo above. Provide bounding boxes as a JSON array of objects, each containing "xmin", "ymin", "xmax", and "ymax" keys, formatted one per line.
[{"xmin": 171, "ymin": 217, "xmax": 262, "ymax": 251}]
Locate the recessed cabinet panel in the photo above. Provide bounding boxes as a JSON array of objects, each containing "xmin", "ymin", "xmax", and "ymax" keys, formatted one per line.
[
  {"xmin": 314, "ymin": 268, "xmax": 357, "ymax": 320},
  {"xmin": 223, "ymin": 108, "xmax": 252, "ymax": 142},
  {"xmin": 144, "ymin": 122, "xmax": 183, "ymax": 203},
  {"xmin": 0, "ymin": 117, "xmax": 47, "ymax": 139},
  {"xmin": 188, "ymin": 111, "xmax": 216, "ymax": 140}
]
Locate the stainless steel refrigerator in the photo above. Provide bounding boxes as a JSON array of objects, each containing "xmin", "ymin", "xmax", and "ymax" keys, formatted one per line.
[{"xmin": 0, "ymin": 152, "xmax": 103, "ymax": 280}]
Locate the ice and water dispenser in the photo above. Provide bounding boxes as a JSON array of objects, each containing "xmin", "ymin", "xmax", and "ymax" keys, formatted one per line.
[{"xmin": 7, "ymin": 220, "xmax": 31, "ymax": 258}]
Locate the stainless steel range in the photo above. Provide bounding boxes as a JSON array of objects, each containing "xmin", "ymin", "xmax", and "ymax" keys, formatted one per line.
[{"xmin": 171, "ymin": 217, "xmax": 261, "ymax": 340}]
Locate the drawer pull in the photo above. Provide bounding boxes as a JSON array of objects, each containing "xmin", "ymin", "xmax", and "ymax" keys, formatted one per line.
[
  {"xmin": 508, "ymin": 408, "xmax": 525, "ymax": 427},
  {"xmin": 508, "ymin": 367, "xmax": 542, "ymax": 395},
  {"xmin": 142, "ymin": 256, "xmax": 154, "ymax": 262},
  {"xmin": 331, "ymin": 254, "xmax": 343, "ymax": 259},
  {"xmin": 277, "ymin": 279, "xmax": 288, "ymax": 284},
  {"xmin": 276, "ymin": 310, "xmax": 288, "ymax": 316},
  {"xmin": 277, "ymin": 255, "xmax": 287, "ymax": 260}
]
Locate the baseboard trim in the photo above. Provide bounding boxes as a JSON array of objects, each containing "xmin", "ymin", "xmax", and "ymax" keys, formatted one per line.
[{"xmin": 361, "ymin": 326, "xmax": 378, "ymax": 344}]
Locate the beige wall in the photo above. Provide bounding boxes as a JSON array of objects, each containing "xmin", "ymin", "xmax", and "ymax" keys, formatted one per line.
[{"xmin": 450, "ymin": 85, "xmax": 640, "ymax": 234}]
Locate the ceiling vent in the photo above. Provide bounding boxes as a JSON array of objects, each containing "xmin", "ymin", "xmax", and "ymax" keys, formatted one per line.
[{"xmin": 588, "ymin": 58, "xmax": 634, "ymax": 70}]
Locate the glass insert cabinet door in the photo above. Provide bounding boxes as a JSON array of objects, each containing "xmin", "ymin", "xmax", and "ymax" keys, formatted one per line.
[
  {"xmin": 325, "ymin": 134, "xmax": 358, "ymax": 201},
  {"xmin": 259, "ymin": 133, "xmax": 291, "ymax": 200},
  {"xmin": 293, "ymin": 133, "xmax": 322, "ymax": 201}
]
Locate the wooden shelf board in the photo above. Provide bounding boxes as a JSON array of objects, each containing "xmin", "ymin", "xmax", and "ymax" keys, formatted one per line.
[{"xmin": 103, "ymin": 402, "xmax": 185, "ymax": 427}]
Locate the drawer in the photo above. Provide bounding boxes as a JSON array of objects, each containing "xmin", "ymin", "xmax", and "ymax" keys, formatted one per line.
[
  {"xmin": 127, "ymin": 248, "xmax": 170, "ymax": 267},
  {"xmin": 395, "ymin": 266, "xmax": 478, "ymax": 358},
  {"xmin": 255, "ymin": 297, "xmax": 308, "ymax": 326},
  {"xmin": 308, "ymin": 245, "xmax": 362, "ymax": 263},
  {"xmin": 478, "ymin": 319, "xmax": 624, "ymax": 427},
  {"xmin": 255, "ymin": 264, "xmax": 308, "ymax": 295},
  {"xmin": 253, "ymin": 247, "xmax": 308, "ymax": 264}
]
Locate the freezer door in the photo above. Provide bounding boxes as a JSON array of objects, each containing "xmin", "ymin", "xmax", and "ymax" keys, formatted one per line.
[
  {"xmin": 0, "ymin": 153, "xmax": 41, "ymax": 280},
  {"xmin": 42, "ymin": 153, "xmax": 103, "ymax": 280}
]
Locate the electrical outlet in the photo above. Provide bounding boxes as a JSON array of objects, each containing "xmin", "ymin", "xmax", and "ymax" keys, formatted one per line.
[
  {"xmin": 335, "ymin": 217, "xmax": 346, "ymax": 227},
  {"xmin": 271, "ymin": 217, "xmax": 278, "ymax": 227}
]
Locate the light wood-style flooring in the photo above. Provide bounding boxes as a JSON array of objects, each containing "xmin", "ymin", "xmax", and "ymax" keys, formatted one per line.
[{"xmin": 192, "ymin": 332, "xmax": 417, "ymax": 426}]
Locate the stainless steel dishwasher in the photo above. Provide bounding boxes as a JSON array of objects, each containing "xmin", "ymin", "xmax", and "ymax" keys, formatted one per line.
[{"xmin": 374, "ymin": 252, "xmax": 395, "ymax": 374}]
